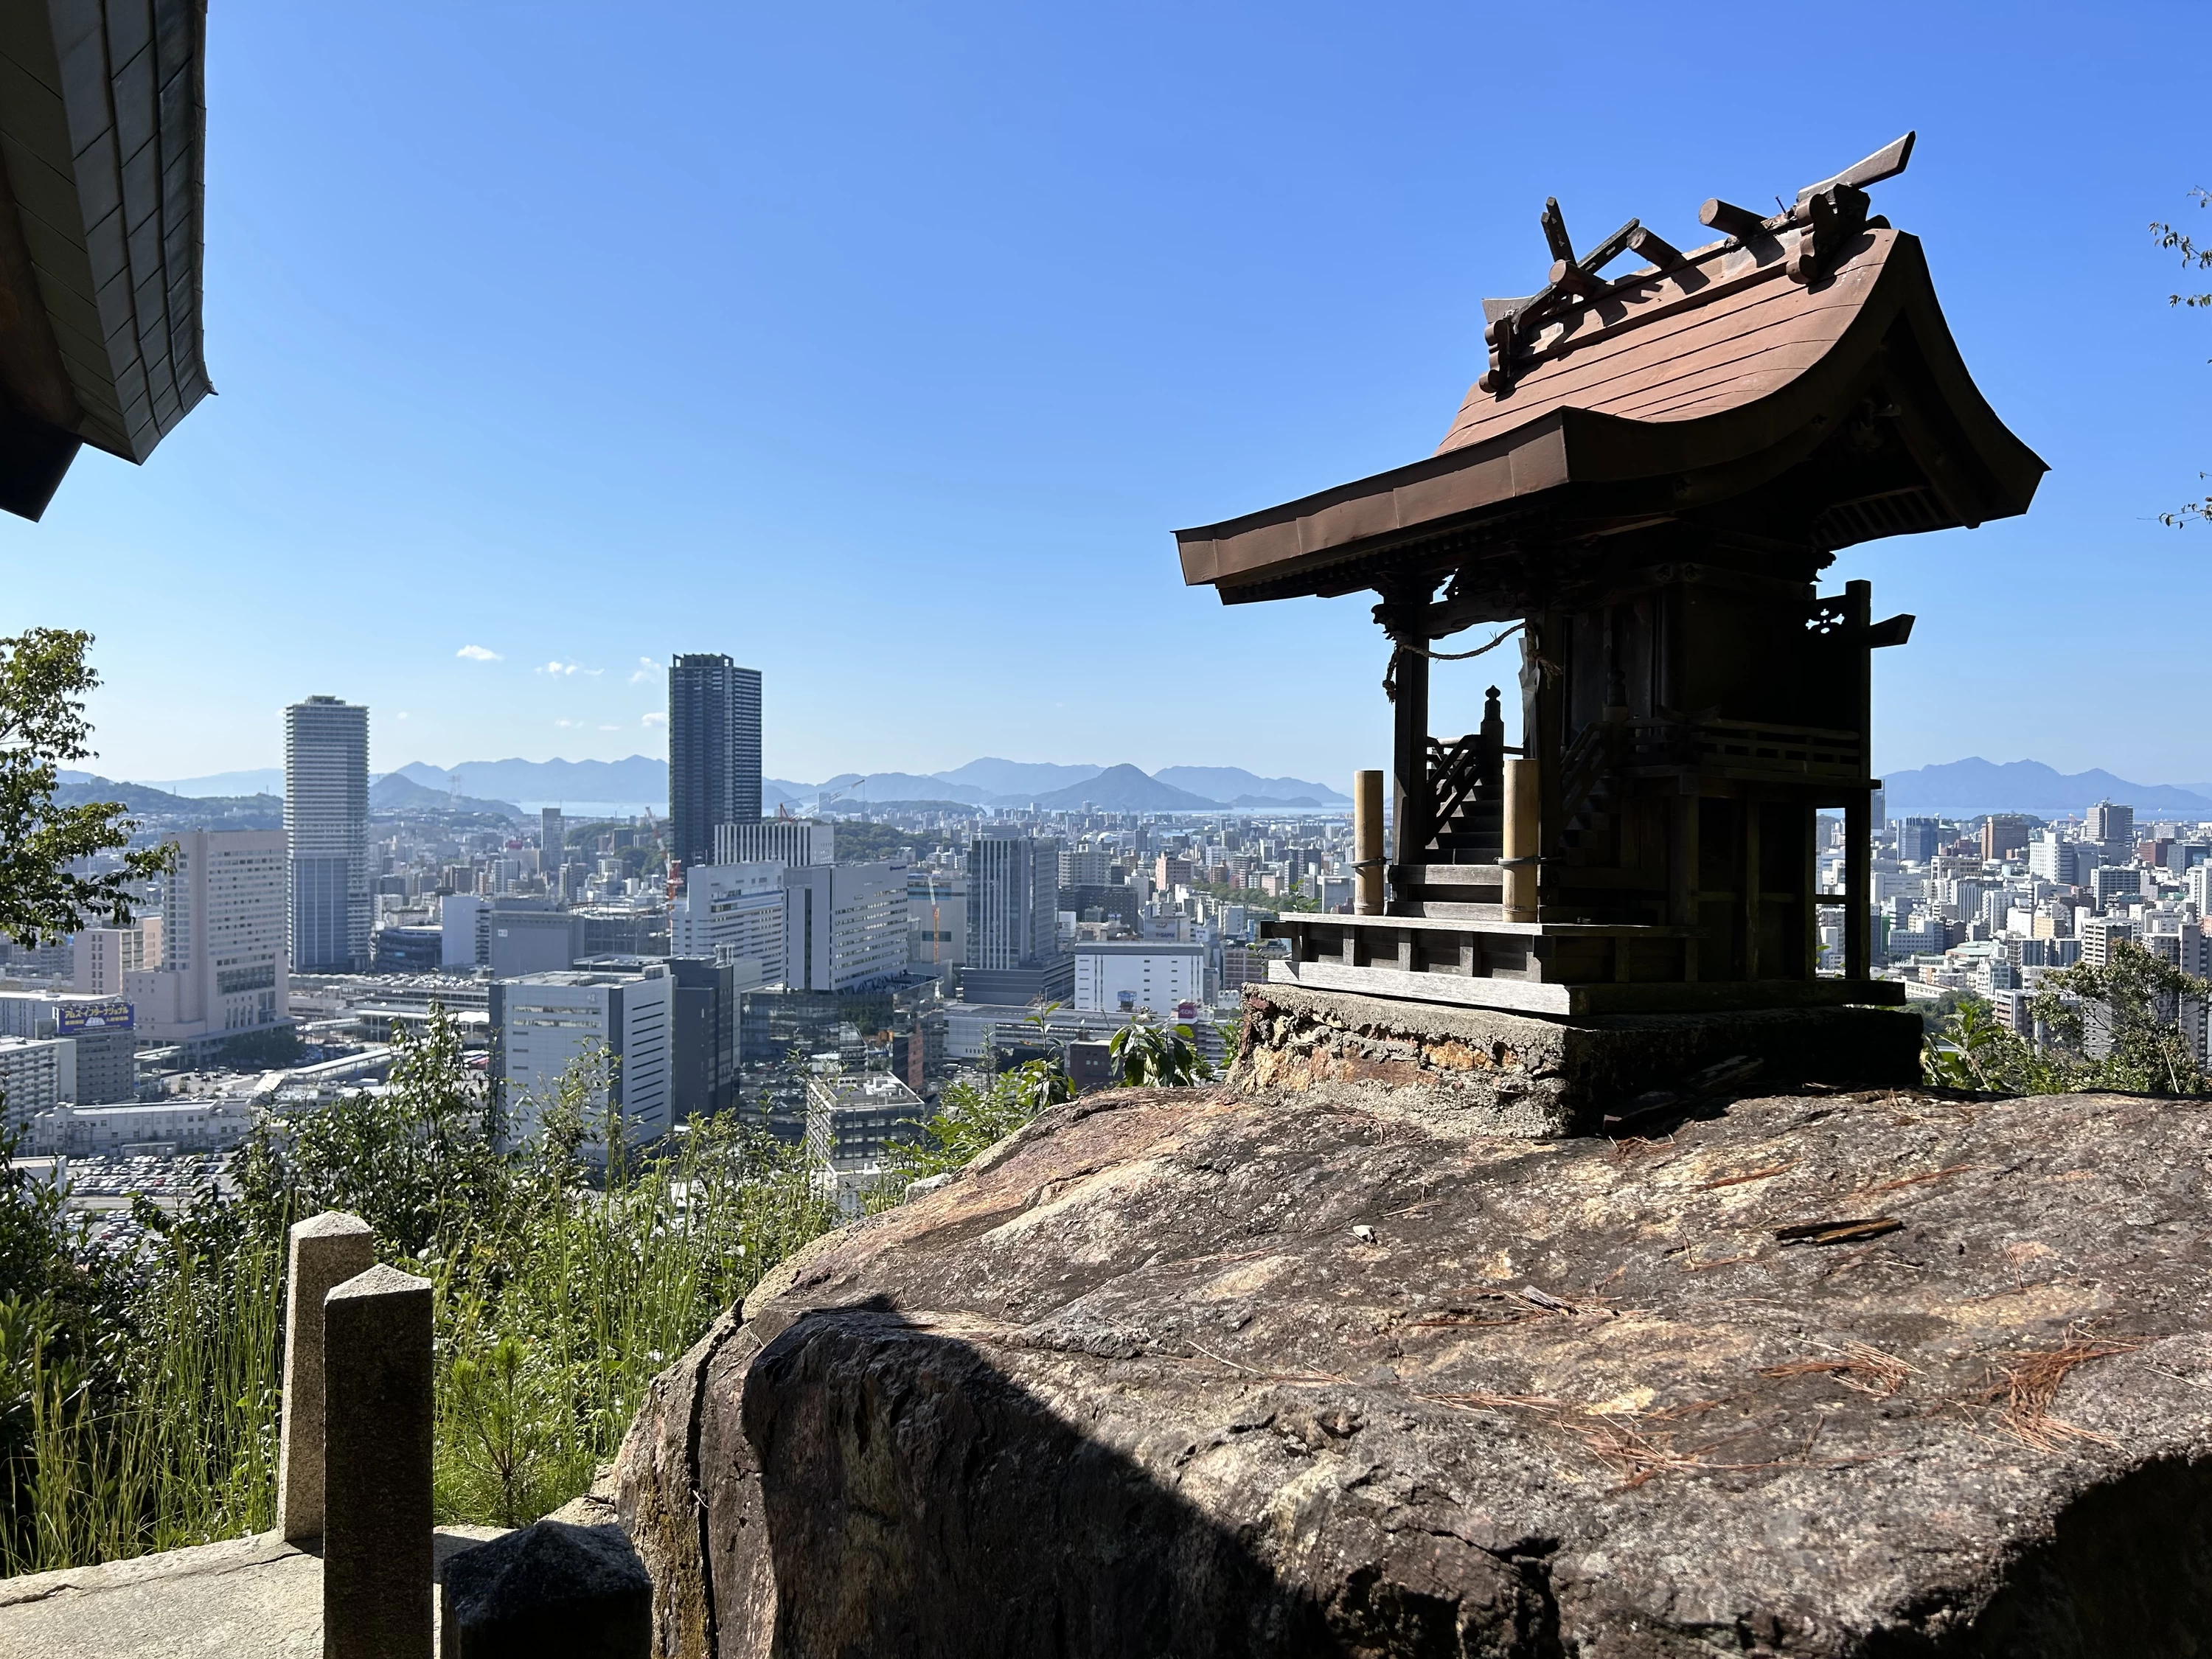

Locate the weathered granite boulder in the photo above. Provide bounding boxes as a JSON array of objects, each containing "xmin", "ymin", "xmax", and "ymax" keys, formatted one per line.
[{"xmin": 616, "ymin": 1082, "xmax": 2212, "ymax": 1657}]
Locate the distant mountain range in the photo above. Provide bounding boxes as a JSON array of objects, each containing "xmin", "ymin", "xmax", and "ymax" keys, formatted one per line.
[
  {"xmin": 136, "ymin": 757, "xmax": 1349, "ymax": 813},
  {"xmin": 1881, "ymin": 758, "xmax": 2212, "ymax": 818}
]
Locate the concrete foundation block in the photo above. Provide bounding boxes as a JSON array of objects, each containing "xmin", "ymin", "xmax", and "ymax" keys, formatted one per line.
[
  {"xmin": 276, "ymin": 1211, "xmax": 375, "ymax": 1544},
  {"xmin": 1232, "ymin": 981, "xmax": 1922, "ymax": 1136},
  {"xmin": 439, "ymin": 1520, "xmax": 651, "ymax": 1659},
  {"xmin": 323, "ymin": 1262, "xmax": 434, "ymax": 1659}
]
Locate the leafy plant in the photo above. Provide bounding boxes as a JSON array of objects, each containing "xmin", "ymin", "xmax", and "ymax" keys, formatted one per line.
[
  {"xmin": 1107, "ymin": 1009, "xmax": 1213, "ymax": 1088},
  {"xmin": 1921, "ymin": 996, "xmax": 2072, "ymax": 1095}
]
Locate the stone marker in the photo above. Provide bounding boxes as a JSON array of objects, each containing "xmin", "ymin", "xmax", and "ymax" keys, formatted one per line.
[
  {"xmin": 440, "ymin": 1520, "xmax": 652, "ymax": 1659},
  {"xmin": 275, "ymin": 1211, "xmax": 375, "ymax": 1544},
  {"xmin": 323, "ymin": 1262, "xmax": 433, "ymax": 1659}
]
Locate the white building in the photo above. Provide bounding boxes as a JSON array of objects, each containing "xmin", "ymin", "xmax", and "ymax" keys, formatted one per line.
[
  {"xmin": 669, "ymin": 863, "xmax": 785, "ymax": 973},
  {"xmin": 781, "ymin": 863, "xmax": 906, "ymax": 992},
  {"xmin": 0, "ymin": 1037, "xmax": 69, "ymax": 1128},
  {"xmin": 1074, "ymin": 941, "xmax": 1208, "ymax": 1015},
  {"xmin": 440, "ymin": 892, "xmax": 486, "ymax": 970},
  {"xmin": 717, "ymin": 819, "xmax": 832, "ymax": 868},
  {"xmin": 73, "ymin": 919, "xmax": 161, "ymax": 995},
  {"xmin": 28, "ymin": 1097, "xmax": 253, "ymax": 1155},
  {"xmin": 490, "ymin": 966, "xmax": 672, "ymax": 1150},
  {"xmin": 125, "ymin": 830, "xmax": 289, "ymax": 1047}
]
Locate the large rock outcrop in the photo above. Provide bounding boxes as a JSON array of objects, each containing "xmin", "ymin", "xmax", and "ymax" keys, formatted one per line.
[{"xmin": 616, "ymin": 1082, "xmax": 2212, "ymax": 1656}]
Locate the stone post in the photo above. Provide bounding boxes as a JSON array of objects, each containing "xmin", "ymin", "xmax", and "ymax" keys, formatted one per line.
[
  {"xmin": 276, "ymin": 1211, "xmax": 375, "ymax": 1544},
  {"xmin": 324, "ymin": 1263, "xmax": 434, "ymax": 1659}
]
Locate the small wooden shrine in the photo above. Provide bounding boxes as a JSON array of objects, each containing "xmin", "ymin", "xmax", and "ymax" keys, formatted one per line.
[{"xmin": 1179, "ymin": 136, "xmax": 2044, "ymax": 1017}]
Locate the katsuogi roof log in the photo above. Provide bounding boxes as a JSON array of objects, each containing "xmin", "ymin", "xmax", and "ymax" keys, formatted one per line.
[{"xmin": 1177, "ymin": 136, "xmax": 2045, "ymax": 613}]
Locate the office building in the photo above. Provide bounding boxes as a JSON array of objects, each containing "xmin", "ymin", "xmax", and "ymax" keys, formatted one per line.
[
  {"xmin": 804, "ymin": 1071, "xmax": 925, "ymax": 1215},
  {"xmin": 2087, "ymin": 800, "xmax": 2136, "ymax": 866},
  {"xmin": 540, "ymin": 806, "xmax": 565, "ymax": 872},
  {"xmin": 667, "ymin": 957, "xmax": 740, "ymax": 1123},
  {"xmin": 907, "ymin": 869, "xmax": 967, "ymax": 972},
  {"xmin": 0, "ymin": 992, "xmax": 136, "ymax": 1104},
  {"xmin": 2079, "ymin": 914, "xmax": 2135, "ymax": 970},
  {"xmin": 441, "ymin": 893, "xmax": 486, "ymax": 970},
  {"xmin": 668, "ymin": 654, "xmax": 762, "ymax": 872},
  {"xmin": 372, "ymin": 926, "xmax": 444, "ymax": 973},
  {"xmin": 1980, "ymin": 815, "xmax": 2036, "ymax": 862},
  {"xmin": 285, "ymin": 695, "xmax": 372, "ymax": 971},
  {"xmin": 1074, "ymin": 941, "xmax": 1208, "ymax": 1015},
  {"xmin": 781, "ymin": 863, "xmax": 907, "ymax": 992},
  {"xmin": 2090, "ymin": 866, "xmax": 2144, "ymax": 908},
  {"xmin": 669, "ymin": 863, "xmax": 784, "ymax": 973},
  {"xmin": 965, "ymin": 835, "xmax": 1068, "ymax": 1003},
  {"xmin": 716, "ymin": 818, "xmax": 832, "ymax": 868},
  {"xmin": 971, "ymin": 833, "xmax": 1062, "ymax": 961},
  {"xmin": 1896, "ymin": 818, "xmax": 1942, "ymax": 863},
  {"xmin": 490, "ymin": 966, "xmax": 672, "ymax": 1150},
  {"xmin": 2027, "ymin": 833, "xmax": 2079, "ymax": 888},
  {"xmin": 0, "ymin": 1037, "xmax": 68, "ymax": 1128},
  {"xmin": 72, "ymin": 919, "xmax": 159, "ymax": 996},
  {"xmin": 1059, "ymin": 848, "xmax": 1114, "ymax": 888},
  {"xmin": 483, "ymin": 899, "xmax": 584, "ymax": 978},
  {"xmin": 125, "ymin": 830, "xmax": 288, "ymax": 1047},
  {"xmin": 29, "ymin": 1098, "xmax": 253, "ymax": 1155}
]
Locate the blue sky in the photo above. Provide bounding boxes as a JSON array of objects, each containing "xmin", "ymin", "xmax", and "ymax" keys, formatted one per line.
[{"xmin": 3, "ymin": 1, "xmax": 2205, "ymax": 788}]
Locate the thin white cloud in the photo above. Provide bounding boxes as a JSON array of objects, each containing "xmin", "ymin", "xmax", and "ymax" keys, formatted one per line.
[
  {"xmin": 536, "ymin": 661, "xmax": 586, "ymax": 677},
  {"xmin": 554, "ymin": 717, "xmax": 582, "ymax": 728},
  {"xmin": 396, "ymin": 711, "xmax": 411, "ymax": 720},
  {"xmin": 456, "ymin": 644, "xmax": 501, "ymax": 661},
  {"xmin": 641, "ymin": 711, "xmax": 667, "ymax": 727},
  {"xmin": 630, "ymin": 655, "xmax": 662, "ymax": 684}
]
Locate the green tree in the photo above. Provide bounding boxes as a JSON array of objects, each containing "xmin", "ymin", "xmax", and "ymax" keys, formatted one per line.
[
  {"xmin": 0, "ymin": 629, "xmax": 173, "ymax": 945},
  {"xmin": 244, "ymin": 1004, "xmax": 507, "ymax": 1262},
  {"xmin": 2151, "ymin": 187, "xmax": 2212, "ymax": 527},
  {"xmin": 2028, "ymin": 939, "xmax": 2211, "ymax": 1096}
]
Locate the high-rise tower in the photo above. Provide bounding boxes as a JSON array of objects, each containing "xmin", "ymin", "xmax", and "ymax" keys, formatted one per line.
[
  {"xmin": 667, "ymin": 655, "xmax": 762, "ymax": 874},
  {"xmin": 284, "ymin": 695, "xmax": 370, "ymax": 972}
]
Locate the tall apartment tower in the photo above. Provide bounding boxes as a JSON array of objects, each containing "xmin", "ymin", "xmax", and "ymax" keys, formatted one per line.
[
  {"xmin": 667, "ymin": 654, "xmax": 762, "ymax": 874},
  {"xmin": 540, "ymin": 806, "xmax": 565, "ymax": 877},
  {"xmin": 284, "ymin": 695, "xmax": 371, "ymax": 972}
]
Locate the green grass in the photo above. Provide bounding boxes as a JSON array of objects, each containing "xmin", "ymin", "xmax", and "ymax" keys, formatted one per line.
[{"xmin": 0, "ymin": 1009, "xmax": 839, "ymax": 1572}]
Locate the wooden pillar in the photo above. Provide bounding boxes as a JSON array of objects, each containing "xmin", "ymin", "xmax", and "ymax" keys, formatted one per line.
[
  {"xmin": 1846, "ymin": 577, "xmax": 1874, "ymax": 982},
  {"xmin": 1671, "ymin": 788, "xmax": 1700, "ymax": 982},
  {"xmin": 1801, "ymin": 802, "xmax": 1819, "ymax": 981},
  {"xmin": 1352, "ymin": 770, "xmax": 1385, "ymax": 916},
  {"xmin": 1740, "ymin": 796, "xmax": 1762, "ymax": 981},
  {"xmin": 1845, "ymin": 794, "xmax": 1870, "ymax": 979},
  {"xmin": 1390, "ymin": 639, "xmax": 1432, "ymax": 877}
]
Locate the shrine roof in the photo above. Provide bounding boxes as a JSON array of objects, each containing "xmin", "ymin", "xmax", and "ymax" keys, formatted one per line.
[{"xmin": 1177, "ymin": 156, "xmax": 2045, "ymax": 608}]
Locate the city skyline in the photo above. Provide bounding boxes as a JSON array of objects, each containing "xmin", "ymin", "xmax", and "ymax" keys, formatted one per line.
[{"xmin": 0, "ymin": 4, "xmax": 2200, "ymax": 789}]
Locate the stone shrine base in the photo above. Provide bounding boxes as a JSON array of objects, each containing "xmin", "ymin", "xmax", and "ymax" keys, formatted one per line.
[{"xmin": 1230, "ymin": 981, "xmax": 1923, "ymax": 1137}]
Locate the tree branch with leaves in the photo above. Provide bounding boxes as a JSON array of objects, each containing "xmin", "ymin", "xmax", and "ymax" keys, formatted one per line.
[
  {"xmin": 2151, "ymin": 187, "xmax": 2212, "ymax": 528},
  {"xmin": 0, "ymin": 629, "xmax": 173, "ymax": 945}
]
